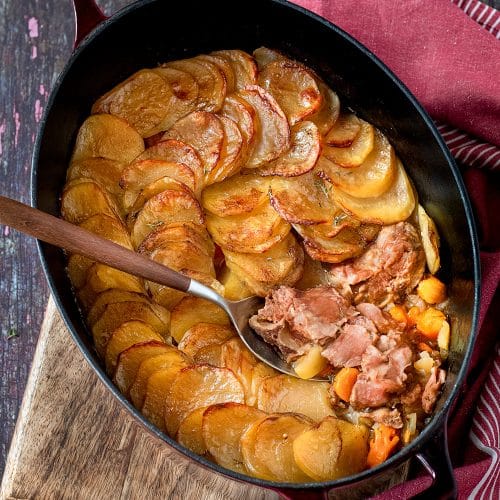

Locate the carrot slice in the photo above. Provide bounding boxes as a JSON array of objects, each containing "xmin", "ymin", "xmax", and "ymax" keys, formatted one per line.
[{"xmin": 367, "ymin": 424, "xmax": 400, "ymax": 468}]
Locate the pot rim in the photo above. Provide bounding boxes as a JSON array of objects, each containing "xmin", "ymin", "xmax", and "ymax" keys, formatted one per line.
[{"xmin": 31, "ymin": 0, "xmax": 481, "ymax": 491}]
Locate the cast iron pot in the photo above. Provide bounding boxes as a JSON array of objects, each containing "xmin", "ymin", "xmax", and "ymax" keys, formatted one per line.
[{"xmin": 32, "ymin": 0, "xmax": 481, "ymax": 498}]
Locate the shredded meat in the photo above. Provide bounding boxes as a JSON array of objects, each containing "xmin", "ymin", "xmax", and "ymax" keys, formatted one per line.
[
  {"xmin": 359, "ymin": 408, "xmax": 404, "ymax": 429},
  {"xmin": 422, "ymin": 367, "xmax": 446, "ymax": 413}
]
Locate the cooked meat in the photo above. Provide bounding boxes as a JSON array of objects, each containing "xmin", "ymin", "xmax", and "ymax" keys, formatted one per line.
[
  {"xmin": 359, "ymin": 408, "xmax": 403, "ymax": 429},
  {"xmin": 356, "ymin": 303, "xmax": 401, "ymax": 334},
  {"xmin": 330, "ymin": 222, "xmax": 426, "ymax": 306},
  {"xmin": 422, "ymin": 367, "xmax": 446, "ymax": 413}
]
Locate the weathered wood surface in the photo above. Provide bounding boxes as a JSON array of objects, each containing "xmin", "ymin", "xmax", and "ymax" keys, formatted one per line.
[{"xmin": 0, "ymin": 297, "xmax": 277, "ymax": 500}]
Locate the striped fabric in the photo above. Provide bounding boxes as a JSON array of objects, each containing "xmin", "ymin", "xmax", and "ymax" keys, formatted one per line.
[{"xmin": 451, "ymin": 0, "xmax": 500, "ymax": 38}]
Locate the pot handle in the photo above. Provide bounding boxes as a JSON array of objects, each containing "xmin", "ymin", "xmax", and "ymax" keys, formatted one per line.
[
  {"xmin": 413, "ymin": 420, "xmax": 457, "ymax": 500},
  {"xmin": 73, "ymin": 0, "xmax": 108, "ymax": 48}
]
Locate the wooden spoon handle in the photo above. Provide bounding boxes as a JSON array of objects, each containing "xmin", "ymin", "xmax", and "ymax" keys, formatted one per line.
[{"xmin": 0, "ymin": 196, "xmax": 191, "ymax": 292}]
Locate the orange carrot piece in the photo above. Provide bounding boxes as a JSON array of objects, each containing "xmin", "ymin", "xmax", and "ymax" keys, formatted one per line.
[
  {"xmin": 367, "ymin": 424, "xmax": 400, "ymax": 468},
  {"xmin": 407, "ymin": 306, "xmax": 422, "ymax": 326},
  {"xmin": 416, "ymin": 307, "xmax": 446, "ymax": 340},
  {"xmin": 389, "ymin": 305, "xmax": 408, "ymax": 326},
  {"xmin": 333, "ymin": 367, "xmax": 359, "ymax": 402}
]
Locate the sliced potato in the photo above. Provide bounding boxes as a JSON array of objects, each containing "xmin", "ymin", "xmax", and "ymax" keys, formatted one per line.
[
  {"xmin": 253, "ymin": 46, "xmax": 285, "ymax": 68},
  {"xmin": 258, "ymin": 121, "xmax": 320, "ymax": 177},
  {"xmin": 322, "ymin": 119, "xmax": 375, "ymax": 168},
  {"xmin": 164, "ymin": 364, "xmax": 245, "ymax": 436},
  {"xmin": 177, "ymin": 406, "xmax": 209, "ymax": 455},
  {"xmin": 293, "ymin": 345, "xmax": 328, "ymax": 380},
  {"xmin": 325, "ymin": 113, "xmax": 361, "ymax": 147},
  {"xmin": 219, "ymin": 267, "xmax": 254, "ymax": 301},
  {"xmin": 104, "ymin": 320, "xmax": 164, "ymax": 375},
  {"xmin": 211, "ymin": 49, "xmax": 258, "ymax": 90},
  {"xmin": 417, "ymin": 204, "xmax": 440, "ymax": 274},
  {"xmin": 130, "ymin": 189, "xmax": 204, "ymax": 248},
  {"xmin": 238, "ymin": 85, "xmax": 290, "ymax": 168},
  {"xmin": 130, "ymin": 349, "xmax": 192, "ymax": 408},
  {"xmin": 71, "ymin": 114, "xmax": 144, "ymax": 163},
  {"xmin": 166, "ymin": 58, "xmax": 226, "ymax": 112},
  {"xmin": 332, "ymin": 158, "xmax": 416, "ymax": 224},
  {"xmin": 201, "ymin": 173, "xmax": 271, "ymax": 217},
  {"xmin": 257, "ymin": 375, "xmax": 334, "ymax": 422},
  {"xmin": 293, "ymin": 416, "xmax": 369, "ymax": 480},
  {"xmin": 241, "ymin": 413, "xmax": 313, "ymax": 482},
  {"xmin": 206, "ymin": 202, "xmax": 291, "ymax": 253},
  {"xmin": 196, "ymin": 54, "xmax": 236, "ymax": 94},
  {"xmin": 318, "ymin": 129, "xmax": 396, "ymax": 198},
  {"xmin": 177, "ymin": 323, "xmax": 236, "ymax": 357},
  {"xmin": 308, "ymin": 81, "xmax": 340, "ymax": 136},
  {"xmin": 258, "ymin": 60, "xmax": 322, "ymax": 125},
  {"xmin": 202, "ymin": 403, "xmax": 266, "ymax": 473}
]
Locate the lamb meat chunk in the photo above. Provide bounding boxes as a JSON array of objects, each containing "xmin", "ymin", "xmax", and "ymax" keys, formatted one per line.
[
  {"xmin": 330, "ymin": 222, "xmax": 426, "ymax": 306},
  {"xmin": 356, "ymin": 302, "xmax": 402, "ymax": 334},
  {"xmin": 359, "ymin": 408, "xmax": 403, "ymax": 429},
  {"xmin": 422, "ymin": 367, "xmax": 446, "ymax": 413}
]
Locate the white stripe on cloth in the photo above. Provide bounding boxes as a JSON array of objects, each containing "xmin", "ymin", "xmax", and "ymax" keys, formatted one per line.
[{"xmin": 451, "ymin": 0, "xmax": 500, "ymax": 36}]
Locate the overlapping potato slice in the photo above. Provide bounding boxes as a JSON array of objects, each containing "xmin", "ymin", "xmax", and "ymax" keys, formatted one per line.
[
  {"xmin": 202, "ymin": 403, "xmax": 266, "ymax": 473},
  {"xmin": 130, "ymin": 189, "xmax": 204, "ymax": 248},
  {"xmin": 269, "ymin": 171, "xmax": 336, "ymax": 225},
  {"xmin": 308, "ymin": 81, "xmax": 341, "ymax": 136},
  {"xmin": 223, "ymin": 233, "xmax": 304, "ymax": 296},
  {"xmin": 417, "ymin": 204, "xmax": 440, "ymax": 274},
  {"xmin": 61, "ymin": 179, "xmax": 121, "ymax": 224},
  {"xmin": 176, "ymin": 407, "xmax": 209, "ymax": 455},
  {"xmin": 325, "ymin": 113, "xmax": 361, "ymax": 147},
  {"xmin": 92, "ymin": 69, "xmax": 178, "ymax": 138},
  {"xmin": 241, "ymin": 413, "xmax": 313, "ymax": 482},
  {"xmin": 134, "ymin": 139, "xmax": 204, "ymax": 189},
  {"xmin": 104, "ymin": 320, "xmax": 163, "ymax": 375},
  {"xmin": 258, "ymin": 59, "xmax": 322, "ymax": 125},
  {"xmin": 91, "ymin": 300, "xmax": 171, "ymax": 357},
  {"xmin": 258, "ymin": 121, "xmax": 320, "ymax": 177},
  {"xmin": 211, "ymin": 49, "xmax": 258, "ymax": 90},
  {"xmin": 165, "ymin": 58, "xmax": 226, "ymax": 112},
  {"xmin": 322, "ymin": 118, "xmax": 375, "ymax": 168},
  {"xmin": 129, "ymin": 349, "xmax": 192, "ymax": 408},
  {"xmin": 293, "ymin": 417, "xmax": 369, "ymax": 481},
  {"xmin": 253, "ymin": 46, "xmax": 285, "ymax": 69},
  {"xmin": 178, "ymin": 323, "xmax": 236, "ymax": 357},
  {"xmin": 113, "ymin": 341, "xmax": 175, "ymax": 395},
  {"xmin": 219, "ymin": 267, "xmax": 254, "ymax": 301},
  {"xmin": 71, "ymin": 114, "xmax": 144, "ymax": 163},
  {"xmin": 170, "ymin": 297, "xmax": 230, "ymax": 343},
  {"xmin": 318, "ymin": 129, "xmax": 396, "ymax": 198},
  {"xmin": 206, "ymin": 201, "xmax": 291, "ymax": 254},
  {"xmin": 201, "ymin": 173, "xmax": 271, "ymax": 217},
  {"xmin": 87, "ymin": 289, "xmax": 150, "ymax": 325},
  {"xmin": 164, "ymin": 364, "xmax": 245, "ymax": 436},
  {"xmin": 238, "ymin": 85, "xmax": 290, "ymax": 168},
  {"xmin": 162, "ymin": 111, "xmax": 224, "ymax": 178},
  {"xmin": 332, "ymin": 158, "xmax": 416, "ymax": 224},
  {"xmin": 196, "ymin": 54, "xmax": 236, "ymax": 94},
  {"xmin": 257, "ymin": 375, "xmax": 334, "ymax": 422}
]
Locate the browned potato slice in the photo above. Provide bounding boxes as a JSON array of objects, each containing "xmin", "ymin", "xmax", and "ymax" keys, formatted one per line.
[
  {"xmin": 258, "ymin": 121, "xmax": 320, "ymax": 177},
  {"xmin": 92, "ymin": 69, "xmax": 177, "ymax": 137},
  {"xmin": 253, "ymin": 46, "xmax": 284, "ymax": 68},
  {"xmin": 325, "ymin": 113, "xmax": 361, "ymax": 147},
  {"xmin": 219, "ymin": 267, "xmax": 254, "ymax": 301},
  {"xmin": 224, "ymin": 233, "xmax": 304, "ymax": 296},
  {"xmin": 162, "ymin": 111, "xmax": 224, "ymax": 178},
  {"xmin": 61, "ymin": 179, "xmax": 121, "ymax": 224},
  {"xmin": 322, "ymin": 119, "xmax": 375, "ymax": 168},
  {"xmin": 417, "ymin": 204, "xmax": 440, "ymax": 274},
  {"xmin": 113, "ymin": 341, "xmax": 174, "ymax": 393},
  {"xmin": 196, "ymin": 54, "xmax": 236, "ymax": 93},
  {"xmin": 71, "ymin": 114, "xmax": 144, "ymax": 163},
  {"xmin": 258, "ymin": 60, "xmax": 322, "ymax": 125},
  {"xmin": 164, "ymin": 364, "xmax": 245, "ymax": 436},
  {"xmin": 134, "ymin": 139, "xmax": 204, "ymax": 188},
  {"xmin": 178, "ymin": 323, "xmax": 236, "ymax": 357},
  {"xmin": 257, "ymin": 375, "xmax": 334, "ymax": 422},
  {"xmin": 87, "ymin": 290, "xmax": 149, "ymax": 325},
  {"xmin": 318, "ymin": 129, "xmax": 396, "ymax": 198},
  {"xmin": 332, "ymin": 159, "xmax": 416, "ymax": 224},
  {"xmin": 130, "ymin": 189, "xmax": 204, "ymax": 248},
  {"xmin": 201, "ymin": 173, "xmax": 271, "ymax": 217},
  {"xmin": 193, "ymin": 342, "xmax": 224, "ymax": 366},
  {"xmin": 238, "ymin": 85, "xmax": 290, "ymax": 168},
  {"xmin": 130, "ymin": 349, "xmax": 192, "ymax": 408},
  {"xmin": 212, "ymin": 49, "xmax": 258, "ymax": 90},
  {"xmin": 241, "ymin": 413, "xmax": 313, "ymax": 482},
  {"xmin": 269, "ymin": 171, "xmax": 336, "ymax": 225},
  {"xmin": 202, "ymin": 403, "xmax": 266, "ymax": 473},
  {"xmin": 121, "ymin": 159, "xmax": 197, "ymax": 210},
  {"xmin": 293, "ymin": 417, "xmax": 369, "ymax": 480},
  {"xmin": 170, "ymin": 297, "xmax": 230, "ymax": 343},
  {"xmin": 177, "ymin": 407, "xmax": 209, "ymax": 455},
  {"xmin": 206, "ymin": 116, "xmax": 244, "ymax": 184},
  {"xmin": 166, "ymin": 58, "xmax": 226, "ymax": 112},
  {"xmin": 91, "ymin": 301, "xmax": 171, "ymax": 357},
  {"xmin": 308, "ymin": 81, "xmax": 340, "ymax": 136},
  {"xmin": 104, "ymin": 320, "xmax": 163, "ymax": 375},
  {"xmin": 206, "ymin": 202, "xmax": 291, "ymax": 254}
]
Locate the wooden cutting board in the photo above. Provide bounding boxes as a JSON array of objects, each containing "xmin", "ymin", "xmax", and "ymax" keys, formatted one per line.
[{"xmin": 0, "ymin": 297, "xmax": 276, "ymax": 500}]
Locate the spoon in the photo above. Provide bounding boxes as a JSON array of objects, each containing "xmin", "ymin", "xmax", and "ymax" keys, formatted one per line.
[{"xmin": 0, "ymin": 195, "xmax": 327, "ymax": 380}]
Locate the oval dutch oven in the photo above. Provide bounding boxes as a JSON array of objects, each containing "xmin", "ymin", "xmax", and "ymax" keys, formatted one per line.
[{"xmin": 32, "ymin": 0, "xmax": 481, "ymax": 498}]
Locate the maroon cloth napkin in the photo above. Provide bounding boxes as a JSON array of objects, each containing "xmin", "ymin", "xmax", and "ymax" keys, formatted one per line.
[{"xmin": 291, "ymin": 0, "xmax": 500, "ymax": 497}]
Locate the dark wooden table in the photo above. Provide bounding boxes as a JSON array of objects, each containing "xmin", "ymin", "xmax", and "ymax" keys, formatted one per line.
[{"xmin": 1, "ymin": 0, "xmax": 499, "ymax": 481}]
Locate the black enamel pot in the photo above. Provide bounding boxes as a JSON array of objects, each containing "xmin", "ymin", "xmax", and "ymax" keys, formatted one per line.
[{"xmin": 31, "ymin": 0, "xmax": 481, "ymax": 498}]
